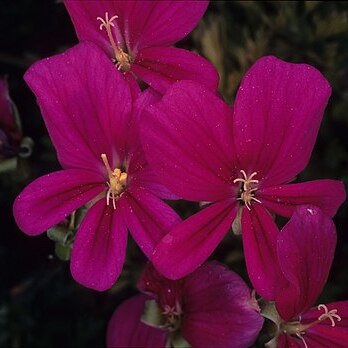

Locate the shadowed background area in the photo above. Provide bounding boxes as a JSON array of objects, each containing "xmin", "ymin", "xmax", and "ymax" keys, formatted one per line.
[{"xmin": 0, "ymin": 1, "xmax": 347, "ymax": 347}]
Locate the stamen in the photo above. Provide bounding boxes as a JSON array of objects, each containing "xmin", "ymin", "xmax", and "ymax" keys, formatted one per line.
[
  {"xmin": 295, "ymin": 332, "xmax": 308, "ymax": 348},
  {"xmin": 318, "ymin": 304, "xmax": 341, "ymax": 327},
  {"xmin": 161, "ymin": 300, "xmax": 183, "ymax": 332},
  {"xmin": 233, "ymin": 170, "xmax": 261, "ymax": 210},
  {"xmin": 101, "ymin": 153, "xmax": 113, "ymax": 176},
  {"xmin": 101, "ymin": 154, "xmax": 127, "ymax": 210},
  {"xmin": 97, "ymin": 12, "xmax": 131, "ymax": 72}
]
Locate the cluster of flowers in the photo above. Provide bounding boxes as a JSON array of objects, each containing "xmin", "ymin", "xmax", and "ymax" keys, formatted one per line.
[{"xmin": 11, "ymin": 1, "xmax": 348, "ymax": 347}]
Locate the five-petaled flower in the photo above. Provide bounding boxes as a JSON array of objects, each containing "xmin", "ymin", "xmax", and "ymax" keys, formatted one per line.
[
  {"xmin": 261, "ymin": 206, "xmax": 348, "ymax": 348},
  {"xmin": 0, "ymin": 78, "xmax": 25, "ymax": 160},
  {"xmin": 141, "ymin": 56, "xmax": 346, "ymax": 299},
  {"xmin": 64, "ymin": 0, "xmax": 219, "ymax": 94},
  {"xmin": 107, "ymin": 262, "xmax": 264, "ymax": 348},
  {"xmin": 13, "ymin": 42, "xmax": 180, "ymax": 291}
]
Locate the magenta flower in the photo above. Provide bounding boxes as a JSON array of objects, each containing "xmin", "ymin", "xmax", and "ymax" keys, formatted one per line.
[
  {"xmin": 0, "ymin": 78, "xmax": 22, "ymax": 159},
  {"xmin": 141, "ymin": 56, "xmax": 346, "ymax": 299},
  {"xmin": 107, "ymin": 262, "xmax": 264, "ymax": 348},
  {"xmin": 64, "ymin": 0, "xmax": 218, "ymax": 94},
  {"xmin": 265, "ymin": 206, "xmax": 348, "ymax": 347},
  {"xmin": 13, "ymin": 42, "xmax": 180, "ymax": 291}
]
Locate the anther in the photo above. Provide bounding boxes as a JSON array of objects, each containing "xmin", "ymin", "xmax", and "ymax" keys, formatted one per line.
[
  {"xmin": 317, "ymin": 304, "xmax": 341, "ymax": 327},
  {"xmin": 97, "ymin": 12, "xmax": 131, "ymax": 72},
  {"xmin": 233, "ymin": 170, "xmax": 261, "ymax": 210},
  {"xmin": 101, "ymin": 154, "xmax": 127, "ymax": 210}
]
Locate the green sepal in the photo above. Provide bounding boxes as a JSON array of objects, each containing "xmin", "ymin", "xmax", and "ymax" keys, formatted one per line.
[
  {"xmin": 168, "ymin": 331, "xmax": 191, "ymax": 348},
  {"xmin": 141, "ymin": 299, "xmax": 166, "ymax": 329},
  {"xmin": 54, "ymin": 242, "xmax": 72, "ymax": 261},
  {"xmin": 47, "ymin": 226, "xmax": 71, "ymax": 244}
]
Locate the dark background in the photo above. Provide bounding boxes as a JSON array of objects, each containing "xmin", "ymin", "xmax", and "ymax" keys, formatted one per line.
[{"xmin": 1, "ymin": 1, "xmax": 347, "ymax": 347}]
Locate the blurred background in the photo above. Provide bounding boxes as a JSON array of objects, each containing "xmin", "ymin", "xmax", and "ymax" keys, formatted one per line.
[{"xmin": 1, "ymin": 1, "xmax": 348, "ymax": 347}]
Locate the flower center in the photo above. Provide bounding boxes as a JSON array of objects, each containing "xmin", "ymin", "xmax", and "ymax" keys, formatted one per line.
[
  {"xmin": 281, "ymin": 304, "xmax": 341, "ymax": 348},
  {"xmin": 101, "ymin": 154, "xmax": 127, "ymax": 209},
  {"xmin": 233, "ymin": 170, "xmax": 261, "ymax": 210},
  {"xmin": 162, "ymin": 301, "xmax": 183, "ymax": 332},
  {"xmin": 97, "ymin": 12, "xmax": 132, "ymax": 72}
]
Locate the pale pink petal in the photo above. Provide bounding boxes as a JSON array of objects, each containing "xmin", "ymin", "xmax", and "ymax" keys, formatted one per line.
[
  {"xmin": 132, "ymin": 47, "xmax": 219, "ymax": 93},
  {"xmin": 120, "ymin": 187, "xmax": 181, "ymax": 258},
  {"xmin": 259, "ymin": 180, "xmax": 346, "ymax": 218},
  {"xmin": 152, "ymin": 200, "xmax": 237, "ymax": 280},
  {"xmin": 233, "ymin": 56, "xmax": 331, "ymax": 186},
  {"xmin": 24, "ymin": 42, "xmax": 132, "ymax": 171},
  {"xmin": 13, "ymin": 169, "xmax": 104, "ymax": 236},
  {"xmin": 241, "ymin": 204, "xmax": 280, "ymax": 300},
  {"xmin": 275, "ymin": 206, "xmax": 336, "ymax": 321},
  {"xmin": 301, "ymin": 301, "xmax": 348, "ymax": 348},
  {"xmin": 65, "ymin": 1, "xmax": 208, "ymax": 53},
  {"xmin": 182, "ymin": 262, "xmax": 264, "ymax": 348},
  {"xmin": 142, "ymin": 81, "xmax": 236, "ymax": 202},
  {"xmin": 70, "ymin": 199, "xmax": 127, "ymax": 291},
  {"xmin": 106, "ymin": 294, "xmax": 167, "ymax": 348}
]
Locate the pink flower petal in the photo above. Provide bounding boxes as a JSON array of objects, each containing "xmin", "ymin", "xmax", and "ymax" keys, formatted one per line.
[
  {"xmin": 277, "ymin": 333, "xmax": 304, "ymax": 348},
  {"xmin": 0, "ymin": 78, "xmax": 19, "ymax": 139},
  {"xmin": 233, "ymin": 56, "xmax": 331, "ymax": 186},
  {"xmin": 259, "ymin": 179, "xmax": 346, "ymax": 218},
  {"xmin": 182, "ymin": 262, "xmax": 264, "ymax": 348},
  {"xmin": 120, "ymin": 187, "xmax": 181, "ymax": 258},
  {"xmin": 138, "ymin": 263, "xmax": 184, "ymax": 309},
  {"xmin": 125, "ymin": 88, "xmax": 162, "ymax": 177},
  {"xmin": 70, "ymin": 199, "xmax": 127, "ymax": 291},
  {"xmin": 126, "ymin": 89, "xmax": 180, "ymax": 200},
  {"xmin": 275, "ymin": 206, "xmax": 336, "ymax": 321},
  {"xmin": 142, "ymin": 81, "xmax": 236, "ymax": 202},
  {"xmin": 241, "ymin": 204, "xmax": 280, "ymax": 300},
  {"xmin": 301, "ymin": 301, "xmax": 348, "ymax": 347},
  {"xmin": 24, "ymin": 42, "xmax": 133, "ymax": 171},
  {"xmin": 13, "ymin": 169, "xmax": 104, "ymax": 235},
  {"xmin": 132, "ymin": 47, "xmax": 219, "ymax": 93},
  {"xmin": 106, "ymin": 294, "xmax": 167, "ymax": 348},
  {"xmin": 65, "ymin": 1, "xmax": 208, "ymax": 53},
  {"xmin": 135, "ymin": 167, "xmax": 180, "ymax": 200},
  {"xmin": 152, "ymin": 200, "xmax": 237, "ymax": 279}
]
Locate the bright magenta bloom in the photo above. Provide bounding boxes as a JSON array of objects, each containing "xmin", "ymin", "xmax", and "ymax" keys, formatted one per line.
[
  {"xmin": 141, "ymin": 56, "xmax": 346, "ymax": 299},
  {"xmin": 64, "ymin": 0, "xmax": 218, "ymax": 94},
  {"xmin": 13, "ymin": 42, "xmax": 180, "ymax": 291},
  {"xmin": 266, "ymin": 206, "xmax": 348, "ymax": 347},
  {"xmin": 106, "ymin": 262, "xmax": 264, "ymax": 348},
  {"xmin": 0, "ymin": 78, "xmax": 22, "ymax": 158}
]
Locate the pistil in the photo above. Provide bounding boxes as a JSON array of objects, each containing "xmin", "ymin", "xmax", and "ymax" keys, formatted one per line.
[
  {"xmin": 281, "ymin": 304, "xmax": 341, "ymax": 347},
  {"xmin": 101, "ymin": 154, "xmax": 127, "ymax": 209},
  {"xmin": 233, "ymin": 170, "xmax": 261, "ymax": 210},
  {"xmin": 97, "ymin": 12, "xmax": 132, "ymax": 72}
]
